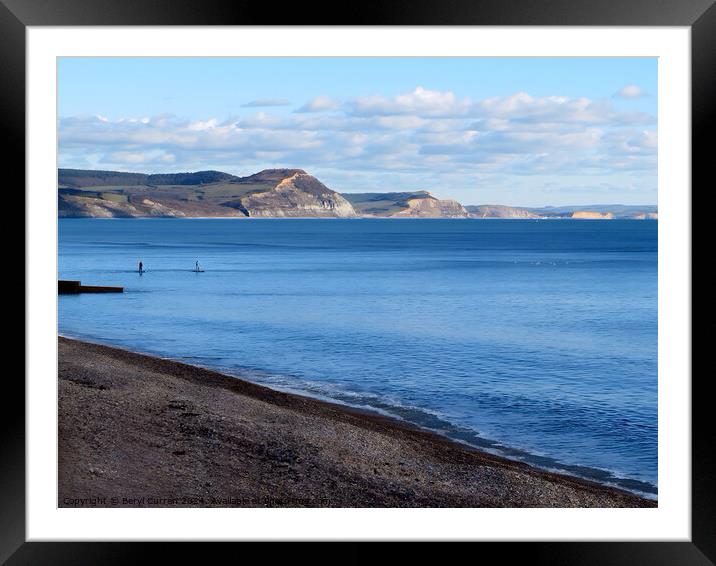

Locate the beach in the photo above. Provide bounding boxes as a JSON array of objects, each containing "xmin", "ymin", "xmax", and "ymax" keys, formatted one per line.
[{"xmin": 58, "ymin": 336, "xmax": 654, "ymax": 508}]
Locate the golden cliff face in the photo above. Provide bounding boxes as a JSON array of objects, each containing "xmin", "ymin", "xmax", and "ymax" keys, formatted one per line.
[
  {"xmin": 58, "ymin": 194, "xmax": 199, "ymax": 218},
  {"xmin": 237, "ymin": 173, "xmax": 356, "ymax": 218},
  {"xmin": 571, "ymin": 211, "xmax": 615, "ymax": 219},
  {"xmin": 467, "ymin": 205, "xmax": 538, "ymax": 219},
  {"xmin": 392, "ymin": 196, "xmax": 469, "ymax": 218}
]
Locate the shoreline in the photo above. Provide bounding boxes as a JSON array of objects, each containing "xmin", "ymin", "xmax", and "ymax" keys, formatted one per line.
[
  {"xmin": 58, "ymin": 336, "xmax": 656, "ymax": 508},
  {"xmin": 59, "ymin": 331, "xmax": 657, "ymax": 499}
]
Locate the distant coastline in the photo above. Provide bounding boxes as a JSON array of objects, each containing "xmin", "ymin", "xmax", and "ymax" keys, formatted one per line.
[{"xmin": 58, "ymin": 168, "xmax": 657, "ymax": 220}]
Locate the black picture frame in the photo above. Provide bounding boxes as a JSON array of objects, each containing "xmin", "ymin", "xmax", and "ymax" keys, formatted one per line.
[{"xmin": 7, "ymin": 0, "xmax": 707, "ymax": 562}]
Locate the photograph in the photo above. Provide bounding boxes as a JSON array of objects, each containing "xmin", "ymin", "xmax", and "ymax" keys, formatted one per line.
[
  {"xmin": 56, "ymin": 55, "xmax": 659, "ymax": 509},
  {"xmin": 3, "ymin": 0, "xmax": 708, "ymax": 556}
]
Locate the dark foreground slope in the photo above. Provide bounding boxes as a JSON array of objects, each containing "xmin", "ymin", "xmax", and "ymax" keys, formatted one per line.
[{"xmin": 58, "ymin": 337, "xmax": 654, "ymax": 508}]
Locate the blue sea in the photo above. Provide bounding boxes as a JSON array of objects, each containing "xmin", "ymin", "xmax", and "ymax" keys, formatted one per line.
[{"xmin": 58, "ymin": 218, "xmax": 658, "ymax": 496}]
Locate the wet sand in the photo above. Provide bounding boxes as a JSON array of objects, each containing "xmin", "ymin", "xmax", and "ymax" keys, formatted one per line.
[{"xmin": 58, "ymin": 337, "xmax": 655, "ymax": 508}]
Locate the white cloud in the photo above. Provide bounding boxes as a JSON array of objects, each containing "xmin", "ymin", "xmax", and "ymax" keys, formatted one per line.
[
  {"xmin": 187, "ymin": 118, "xmax": 218, "ymax": 131},
  {"xmin": 348, "ymin": 88, "xmax": 654, "ymax": 127},
  {"xmin": 59, "ymin": 87, "xmax": 657, "ymax": 196},
  {"xmin": 295, "ymin": 95, "xmax": 342, "ymax": 113},
  {"xmin": 350, "ymin": 86, "xmax": 471, "ymax": 117},
  {"xmin": 614, "ymin": 85, "xmax": 648, "ymax": 99},
  {"xmin": 473, "ymin": 93, "xmax": 653, "ymax": 125}
]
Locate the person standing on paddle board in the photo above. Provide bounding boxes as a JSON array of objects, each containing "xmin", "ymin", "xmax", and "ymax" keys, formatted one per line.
[{"xmin": 138, "ymin": 261, "xmax": 143, "ymax": 273}]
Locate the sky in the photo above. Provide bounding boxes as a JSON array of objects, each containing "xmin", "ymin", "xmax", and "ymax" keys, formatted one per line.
[{"xmin": 58, "ymin": 57, "xmax": 657, "ymax": 206}]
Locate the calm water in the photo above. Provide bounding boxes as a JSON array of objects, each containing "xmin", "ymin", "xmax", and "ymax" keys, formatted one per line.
[{"xmin": 58, "ymin": 218, "xmax": 658, "ymax": 496}]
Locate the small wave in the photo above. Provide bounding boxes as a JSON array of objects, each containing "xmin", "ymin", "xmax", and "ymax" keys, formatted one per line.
[{"xmin": 220, "ymin": 365, "xmax": 658, "ymax": 497}]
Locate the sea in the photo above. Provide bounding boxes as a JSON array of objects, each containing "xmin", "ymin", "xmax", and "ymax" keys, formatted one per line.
[{"xmin": 58, "ymin": 218, "xmax": 658, "ymax": 497}]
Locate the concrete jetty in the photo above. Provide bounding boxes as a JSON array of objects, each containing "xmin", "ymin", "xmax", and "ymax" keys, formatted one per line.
[{"xmin": 59, "ymin": 280, "xmax": 123, "ymax": 294}]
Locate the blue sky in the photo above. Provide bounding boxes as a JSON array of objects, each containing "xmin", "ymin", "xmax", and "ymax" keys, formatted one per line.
[{"xmin": 58, "ymin": 57, "xmax": 657, "ymax": 206}]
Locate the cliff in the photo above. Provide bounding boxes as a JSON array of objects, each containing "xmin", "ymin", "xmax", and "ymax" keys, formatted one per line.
[
  {"xmin": 571, "ymin": 211, "xmax": 615, "ymax": 220},
  {"xmin": 466, "ymin": 205, "xmax": 539, "ymax": 219},
  {"xmin": 58, "ymin": 168, "xmax": 356, "ymax": 218},
  {"xmin": 57, "ymin": 168, "xmax": 656, "ymax": 220},
  {"xmin": 232, "ymin": 172, "xmax": 355, "ymax": 218},
  {"xmin": 393, "ymin": 196, "xmax": 468, "ymax": 218},
  {"xmin": 466, "ymin": 204, "xmax": 656, "ymax": 219},
  {"xmin": 343, "ymin": 191, "xmax": 468, "ymax": 218}
]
